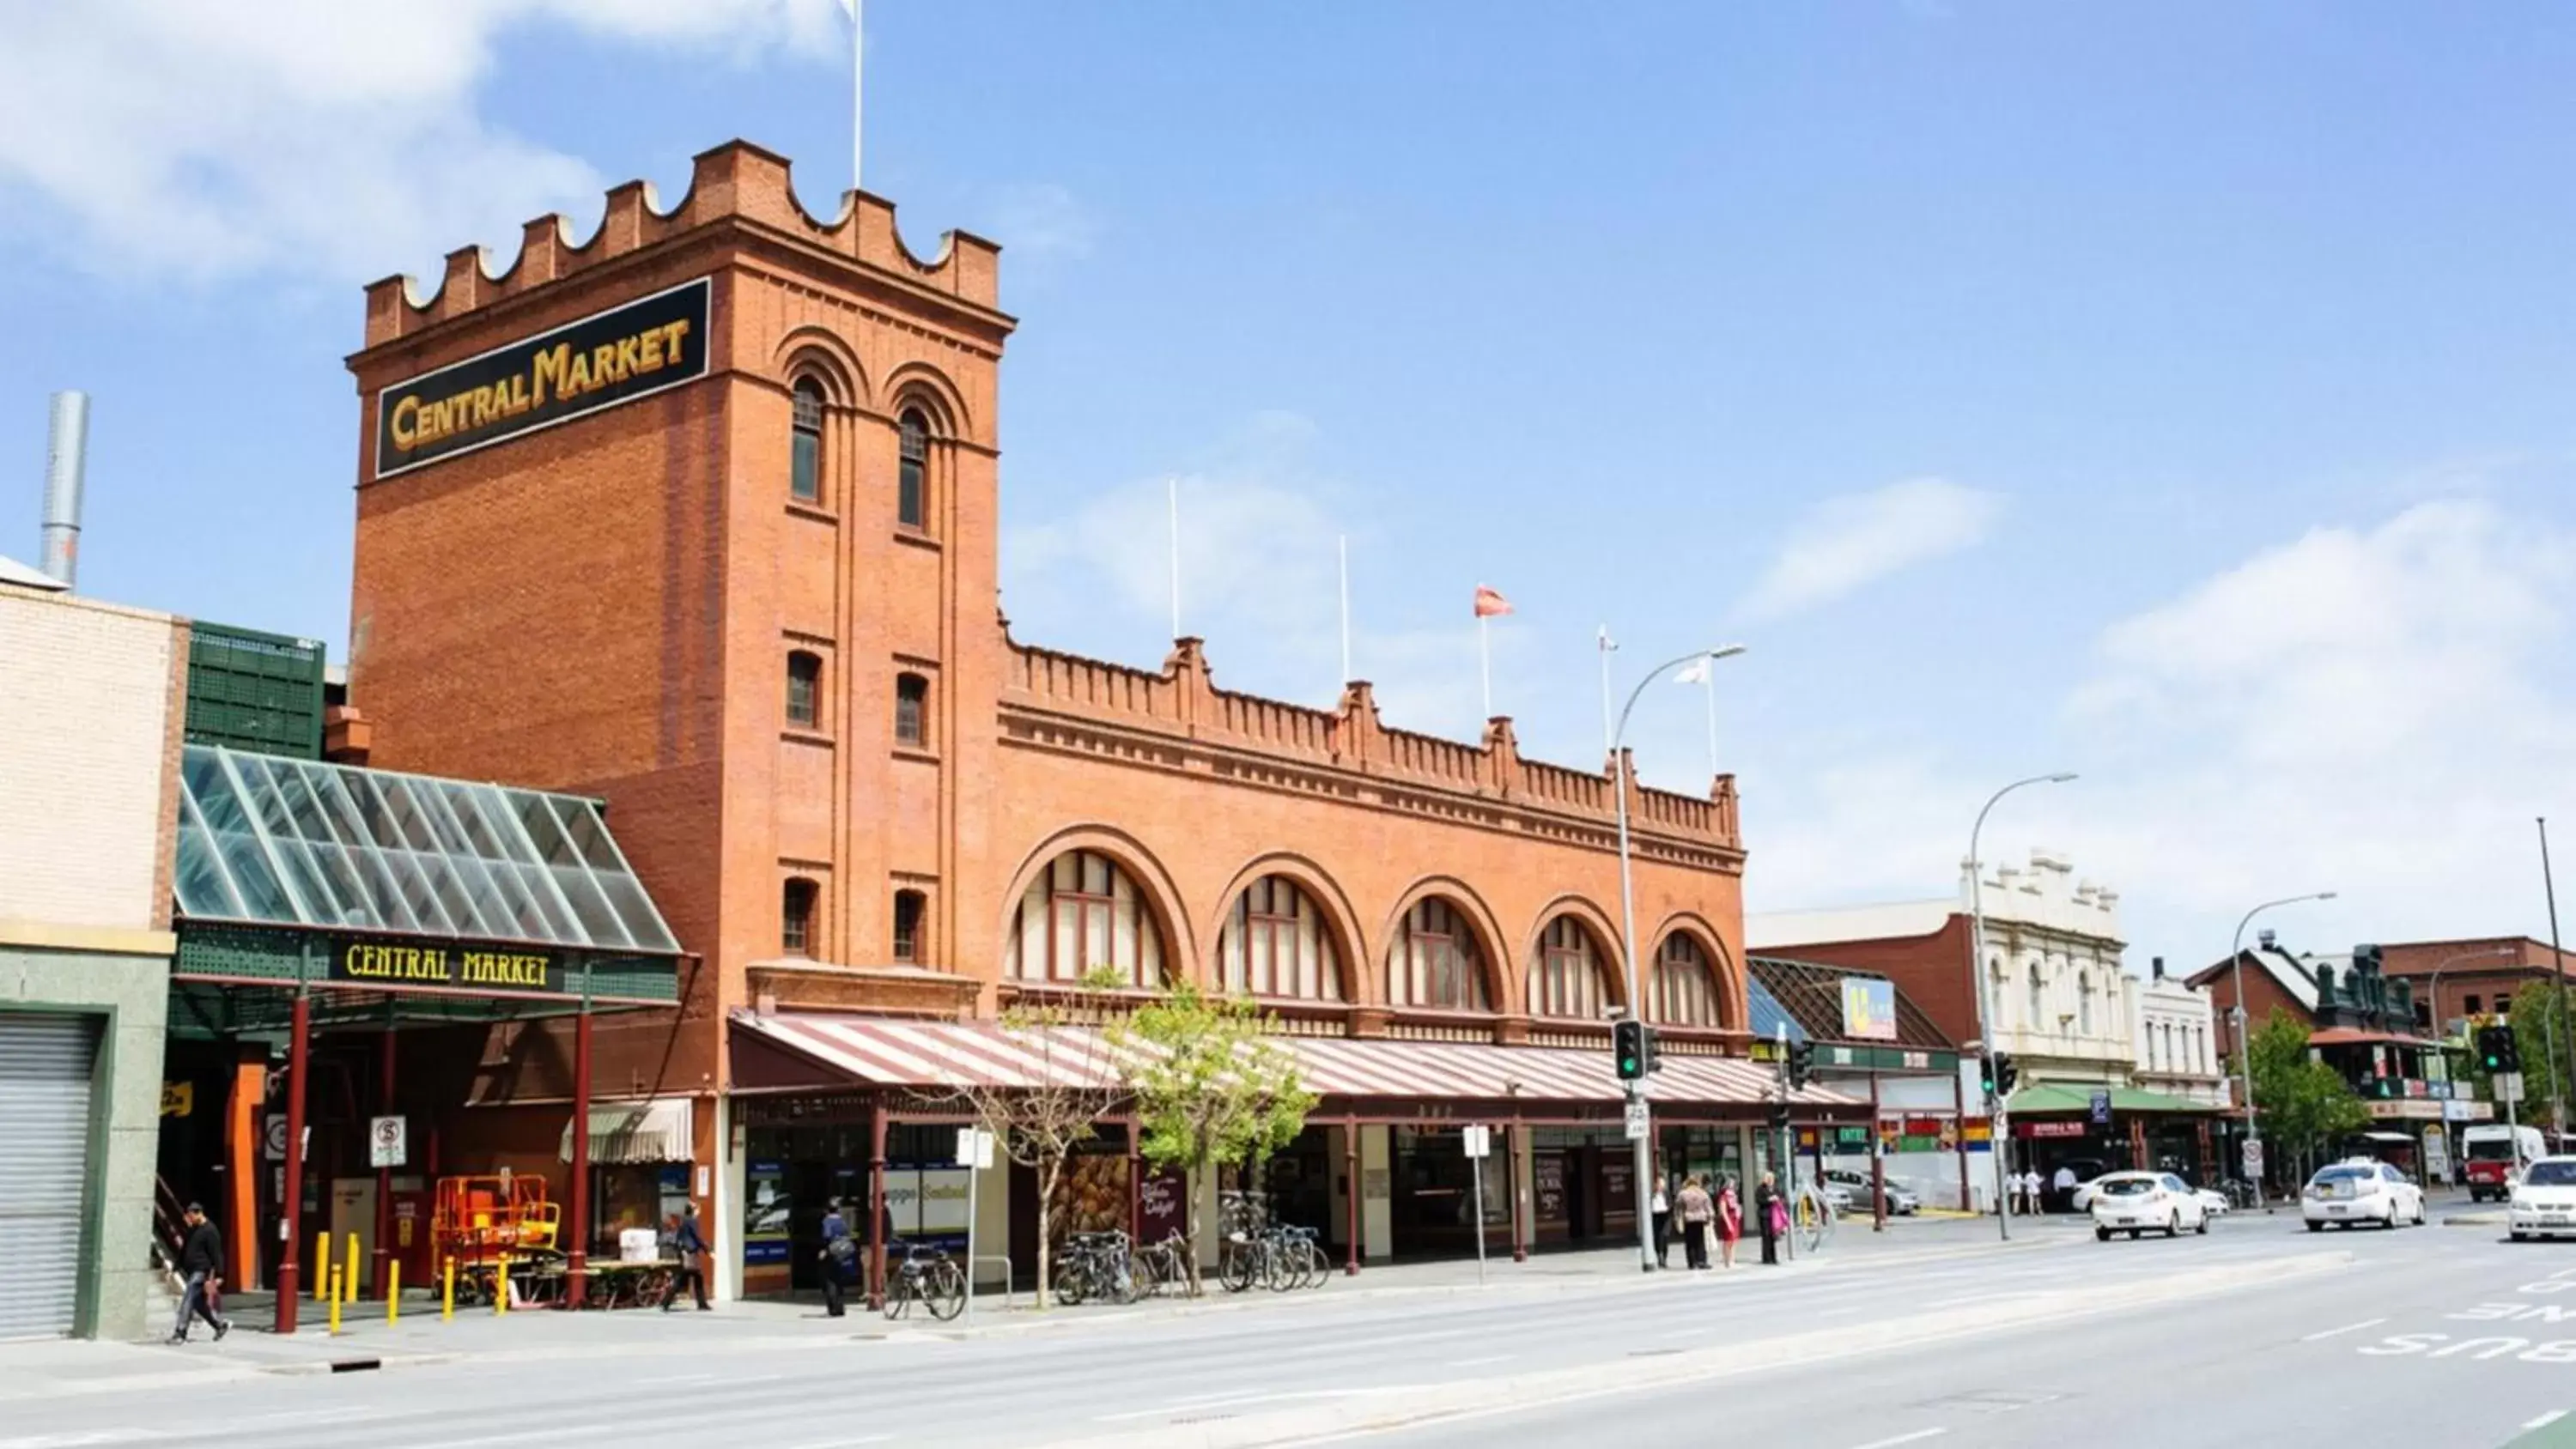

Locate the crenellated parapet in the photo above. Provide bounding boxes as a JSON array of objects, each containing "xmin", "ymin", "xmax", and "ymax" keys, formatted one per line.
[
  {"xmin": 361, "ymin": 139, "xmax": 1004, "ymax": 350},
  {"xmin": 999, "ymin": 635, "xmax": 1742, "ymax": 858}
]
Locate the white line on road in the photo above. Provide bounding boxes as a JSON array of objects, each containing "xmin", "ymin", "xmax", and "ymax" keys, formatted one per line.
[
  {"xmin": 438, "ymin": 1427, "xmax": 617, "ymax": 1449},
  {"xmin": 776, "ymin": 1438, "xmax": 892, "ymax": 1449},
  {"xmin": 1846, "ymin": 1430, "xmax": 1947, "ymax": 1449},
  {"xmin": 0, "ymin": 1434, "xmax": 166, "ymax": 1449},
  {"xmin": 2300, "ymin": 1318, "xmax": 2388, "ymax": 1342},
  {"xmin": 1449, "ymin": 1355, "xmax": 1512, "ymax": 1367},
  {"xmin": 2526, "ymin": 1410, "xmax": 2567, "ymax": 1430}
]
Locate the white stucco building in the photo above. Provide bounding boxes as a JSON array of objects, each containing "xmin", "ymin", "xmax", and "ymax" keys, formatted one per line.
[{"xmin": 2133, "ymin": 960, "xmax": 2230, "ymax": 1110}]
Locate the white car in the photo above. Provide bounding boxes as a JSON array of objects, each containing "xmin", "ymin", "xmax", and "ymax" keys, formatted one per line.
[
  {"xmin": 2508, "ymin": 1156, "xmax": 2576, "ymax": 1241},
  {"xmin": 2090, "ymin": 1171, "xmax": 2210, "ymax": 1240},
  {"xmin": 2302, "ymin": 1160, "xmax": 2426, "ymax": 1231},
  {"xmin": 2191, "ymin": 1185, "xmax": 2231, "ymax": 1218}
]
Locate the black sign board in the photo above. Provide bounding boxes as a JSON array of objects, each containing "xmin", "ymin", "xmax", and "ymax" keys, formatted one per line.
[
  {"xmin": 331, "ymin": 938, "xmax": 567, "ymax": 996},
  {"xmin": 373, "ymin": 276, "xmax": 710, "ymax": 480}
]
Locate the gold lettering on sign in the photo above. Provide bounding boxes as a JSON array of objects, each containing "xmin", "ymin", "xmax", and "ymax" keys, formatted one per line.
[{"xmin": 382, "ymin": 301, "xmax": 700, "ymax": 458}]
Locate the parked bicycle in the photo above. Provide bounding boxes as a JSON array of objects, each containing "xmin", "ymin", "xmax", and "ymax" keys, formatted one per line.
[
  {"xmin": 883, "ymin": 1241, "xmax": 965, "ymax": 1322},
  {"xmin": 1052, "ymin": 1230, "xmax": 1139, "ymax": 1307},
  {"xmin": 1133, "ymin": 1229, "xmax": 1189, "ymax": 1298}
]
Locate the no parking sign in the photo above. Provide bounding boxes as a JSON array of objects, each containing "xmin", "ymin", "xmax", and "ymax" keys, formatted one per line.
[{"xmin": 369, "ymin": 1114, "xmax": 407, "ymax": 1169}]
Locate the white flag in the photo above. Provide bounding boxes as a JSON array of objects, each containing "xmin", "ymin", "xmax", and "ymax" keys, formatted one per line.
[{"xmin": 1673, "ymin": 655, "xmax": 1712, "ymax": 685}]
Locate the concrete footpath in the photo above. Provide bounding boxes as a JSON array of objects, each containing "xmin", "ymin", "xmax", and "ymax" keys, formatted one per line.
[{"xmin": 0, "ymin": 1213, "xmax": 2084, "ymax": 1403}]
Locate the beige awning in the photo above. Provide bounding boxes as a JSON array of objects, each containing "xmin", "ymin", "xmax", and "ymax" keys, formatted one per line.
[{"xmin": 560, "ymin": 1098, "xmax": 694, "ymax": 1164}]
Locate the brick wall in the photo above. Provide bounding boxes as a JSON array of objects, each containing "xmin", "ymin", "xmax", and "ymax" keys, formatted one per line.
[{"xmin": 1747, "ymin": 915, "xmax": 1979, "ymax": 1048}]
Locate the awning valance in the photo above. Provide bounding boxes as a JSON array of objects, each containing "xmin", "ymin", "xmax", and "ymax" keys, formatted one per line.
[
  {"xmin": 560, "ymin": 1098, "xmax": 694, "ymax": 1164},
  {"xmin": 732, "ymin": 1013, "xmax": 1859, "ymax": 1112}
]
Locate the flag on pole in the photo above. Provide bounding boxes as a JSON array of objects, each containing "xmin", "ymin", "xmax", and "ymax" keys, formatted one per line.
[
  {"xmin": 1473, "ymin": 585, "xmax": 1513, "ymax": 619},
  {"xmin": 1673, "ymin": 655, "xmax": 1712, "ymax": 685}
]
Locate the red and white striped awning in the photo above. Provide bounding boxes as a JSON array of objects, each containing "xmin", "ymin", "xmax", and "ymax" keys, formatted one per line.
[{"xmin": 734, "ymin": 1012, "xmax": 1857, "ymax": 1111}]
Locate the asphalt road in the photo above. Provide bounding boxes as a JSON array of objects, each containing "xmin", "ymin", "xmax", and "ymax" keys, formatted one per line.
[{"xmin": 10, "ymin": 1211, "xmax": 2573, "ymax": 1449}]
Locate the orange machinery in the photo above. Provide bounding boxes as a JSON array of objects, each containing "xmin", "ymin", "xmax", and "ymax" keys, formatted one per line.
[{"xmin": 430, "ymin": 1175, "xmax": 562, "ymax": 1303}]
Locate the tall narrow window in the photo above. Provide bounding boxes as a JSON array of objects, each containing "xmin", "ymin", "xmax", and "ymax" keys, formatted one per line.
[
  {"xmin": 1218, "ymin": 876, "xmax": 1345, "ymax": 1000},
  {"xmin": 790, "ymin": 379, "xmax": 824, "ymax": 503},
  {"xmin": 1385, "ymin": 898, "xmax": 1489, "ymax": 1011},
  {"xmin": 2026, "ymin": 964, "xmax": 2044, "ymax": 1029},
  {"xmin": 896, "ymin": 409, "xmax": 928, "ymax": 528},
  {"xmin": 1649, "ymin": 933, "xmax": 1721, "ymax": 1027},
  {"xmin": 781, "ymin": 877, "xmax": 817, "ymax": 956},
  {"xmin": 1004, "ymin": 850, "xmax": 1168, "ymax": 986},
  {"xmin": 2078, "ymin": 973, "xmax": 2094, "ymax": 1035},
  {"xmin": 892, "ymin": 888, "xmax": 926, "ymax": 964},
  {"xmin": 786, "ymin": 651, "xmax": 822, "ymax": 728},
  {"xmin": 895, "ymin": 672, "xmax": 928, "ymax": 746},
  {"xmin": 1526, "ymin": 918, "xmax": 1609, "ymax": 1019}
]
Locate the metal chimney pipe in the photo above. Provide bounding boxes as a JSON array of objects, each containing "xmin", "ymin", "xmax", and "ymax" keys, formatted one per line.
[{"xmin": 39, "ymin": 391, "xmax": 89, "ymax": 588}]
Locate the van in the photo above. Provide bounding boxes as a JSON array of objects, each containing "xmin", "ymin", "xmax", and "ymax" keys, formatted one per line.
[{"xmin": 2463, "ymin": 1123, "xmax": 2546, "ymax": 1202}]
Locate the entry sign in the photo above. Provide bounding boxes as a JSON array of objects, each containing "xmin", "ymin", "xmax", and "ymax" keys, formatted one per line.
[
  {"xmin": 2241, "ymin": 1138, "xmax": 2264, "ymax": 1182},
  {"xmin": 368, "ymin": 1114, "xmax": 407, "ymax": 1170},
  {"xmin": 2089, "ymin": 1090, "xmax": 2112, "ymax": 1126},
  {"xmin": 1624, "ymin": 1100, "xmax": 1650, "ymax": 1142},
  {"xmin": 1462, "ymin": 1125, "xmax": 1492, "ymax": 1160},
  {"xmin": 955, "ymin": 1127, "xmax": 996, "ymax": 1171}
]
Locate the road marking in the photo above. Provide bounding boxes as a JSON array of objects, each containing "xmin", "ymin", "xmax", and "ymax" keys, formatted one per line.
[
  {"xmin": 438, "ymin": 1427, "xmax": 617, "ymax": 1449},
  {"xmin": 0, "ymin": 1434, "xmax": 167, "ymax": 1449},
  {"xmin": 2526, "ymin": 1410, "xmax": 2567, "ymax": 1430},
  {"xmin": 1846, "ymin": 1431, "xmax": 1947, "ymax": 1449},
  {"xmin": 776, "ymin": 1438, "xmax": 891, "ymax": 1449},
  {"xmin": 2301, "ymin": 1317, "xmax": 2388, "ymax": 1342},
  {"xmin": 1093, "ymin": 1388, "xmax": 1425, "ymax": 1423},
  {"xmin": 1449, "ymin": 1355, "xmax": 1512, "ymax": 1367}
]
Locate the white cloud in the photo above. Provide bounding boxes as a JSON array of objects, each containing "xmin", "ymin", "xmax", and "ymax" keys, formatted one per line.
[
  {"xmin": 0, "ymin": 0, "xmax": 846, "ymax": 283},
  {"xmin": 1738, "ymin": 476, "xmax": 2002, "ymax": 621}
]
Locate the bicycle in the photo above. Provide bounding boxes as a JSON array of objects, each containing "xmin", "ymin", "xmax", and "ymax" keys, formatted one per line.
[
  {"xmin": 1052, "ymin": 1230, "xmax": 1139, "ymax": 1307},
  {"xmin": 1133, "ymin": 1230, "xmax": 1188, "ymax": 1298},
  {"xmin": 1792, "ymin": 1184, "xmax": 1837, "ymax": 1256},
  {"xmin": 883, "ymin": 1242, "xmax": 965, "ymax": 1322}
]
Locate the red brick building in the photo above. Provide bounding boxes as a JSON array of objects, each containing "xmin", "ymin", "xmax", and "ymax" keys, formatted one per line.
[{"xmin": 337, "ymin": 142, "xmax": 1834, "ymax": 1295}]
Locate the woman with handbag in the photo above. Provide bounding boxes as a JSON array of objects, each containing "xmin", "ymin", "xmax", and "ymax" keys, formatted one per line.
[
  {"xmin": 1715, "ymin": 1176, "xmax": 1743, "ymax": 1270},
  {"xmin": 1754, "ymin": 1172, "xmax": 1785, "ymax": 1265}
]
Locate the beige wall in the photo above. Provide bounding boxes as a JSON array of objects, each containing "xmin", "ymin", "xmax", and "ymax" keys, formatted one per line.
[{"xmin": 0, "ymin": 585, "xmax": 181, "ymax": 932}]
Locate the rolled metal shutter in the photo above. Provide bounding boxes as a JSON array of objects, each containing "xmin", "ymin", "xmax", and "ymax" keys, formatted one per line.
[{"xmin": 0, "ymin": 1014, "xmax": 100, "ymax": 1340}]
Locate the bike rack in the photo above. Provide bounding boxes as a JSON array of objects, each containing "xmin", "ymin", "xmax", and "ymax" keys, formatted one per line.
[{"xmin": 967, "ymin": 1255, "xmax": 1018, "ymax": 1313}]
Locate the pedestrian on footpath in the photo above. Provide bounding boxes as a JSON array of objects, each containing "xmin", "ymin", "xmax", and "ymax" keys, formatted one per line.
[
  {"xmin": 1649, "ymin": 1179, "xmax": 1673, "ymax": 1268},
  {"xmin": 663, "ymin": 1203, "xmax": 711, "ymax": 1311},
  {"xmin": 2020, "ymin": 1167, "xmax": 2041, "ymax": 1216},
  {"xmin": 1676, "ymin": 1174, "xmax": 1713, "ymax": 1270},
  {"xmin": 169, "ymin": 1203, "xmax": 229, "ymax": 1343},
  {"xmin": 818, "ymin": 1198, "xmax": 856, "ymax": 1318},
  {"xmin": 1754, "ymin": 1172, "xmax": 1783, "ymax": 1265},
  {"xmin": 1716, "ymin": 1176, "xmax": 1743, "ymax": 1269},
  {"xmin": 2051, "ymin": 1164, "xmax": 2076, "ymax": 1214}
]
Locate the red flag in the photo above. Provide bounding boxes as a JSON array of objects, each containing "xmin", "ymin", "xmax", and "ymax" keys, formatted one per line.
[{"xmin": 1473, "ymin": 585, "xmax": 1513, "ymax": 619}]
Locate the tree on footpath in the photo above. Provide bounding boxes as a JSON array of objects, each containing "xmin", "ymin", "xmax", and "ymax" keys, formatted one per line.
[
  {"xmin": 2505, "ymin": 980, "xmax": 2573, "ymax": 1131},
  {"xmin": 2242, "ymin": 1009, "xmax": 2369, "ymax": 1185},
  {"xmin": 1111, "ymin": 982, "xmax": 1318, "ymax": 1296},
  {"xmin": 947, "ymin": 967, "xmax": 1125, "ymax": 1311}
]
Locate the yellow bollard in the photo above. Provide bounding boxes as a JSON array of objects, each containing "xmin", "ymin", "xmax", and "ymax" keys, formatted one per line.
[
  {"xmin": 442, "ymin": 1257, "xmax": 455, "ymax": 1322},
  {"xmin": 495, "ymin": 1252, "xmax": 509, "ymax": 1316},
  {"xmin": 327, "ymin": 1264, "xmax": 343, "ymax": 1337},
  {"xmin": 344, "ymin": 1234, "xmax": 361, "ymax": 1307},
  {"xmin": 387, "ymin": 1260, "xmax": 401, "ymax": 1325},
  {"xmin": 314, "ymin": 1236, "xmax": 330, "ymax": 1303}
]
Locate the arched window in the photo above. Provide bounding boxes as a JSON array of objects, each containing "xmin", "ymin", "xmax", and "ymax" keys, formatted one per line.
[
  {"xmin": 1649, "ymin": 934, "xmax": 1722, "ymax": 1027},
  {"xmin": 1005, "ymin": 850, "xmax": 1167, "ymax": 987},
  {"xmin": 892, "ymin": 888, "xmax": 926, "ymax": 964},
  {"xmin": 2026, "ymin": 962, "xmax": 2044, "ymax": 1028},
  {"xmin": 790, "ymin": 379, "xmax": 824, "ymax": 503},
  {"xmin": 1526, "ymin": 917, "xmax": 1612, "ymax": 1019},
  {"xmin": 1386, "ymin": 898, "xmax": 1488, "ymax": 1011},
  {"xmin": 2078, "ymin": 973, "xmax": 2094, "ymax": 1036},
  {"xmin": 781, "ymin": 877, "xmax": 817, "ymax": 956},
  {"xmin": 786, "ymin": 651, "xmax": 822, "ymax": 729},
  {"xmin": 896, "ymin": 409, "xmax": 928, "ymax": 529},
  {"xmin": 895, "ymin": 672, "xmax": 928, "ymax": 747},
  {"xmin": 1218, "ymin": 876, "xmax": 1344, "ymax": 1000}
]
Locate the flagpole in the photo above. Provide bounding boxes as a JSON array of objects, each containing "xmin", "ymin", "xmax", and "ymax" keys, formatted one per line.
[
  {"xmin": 1479, "ymin": 614, "xmax": 1493, "ymax": 720},
  {"xmin": 1597, "ymin": 628, "xmax": 1617, "ymax": 757},
  {"xmin": 1167, "ymin": 476, "xmax": 1182, "ymax": 642},
  {"xmin": 849, "ymin": 0, "xmax": 863, "ymax": 196},
  {"xmin": 1703, "ymin": 668, "xmax": 1720, "ymax": 785},
  {"xmin": 1337, "ymin": 536, "xmax": 1352, "ymax": 688}
]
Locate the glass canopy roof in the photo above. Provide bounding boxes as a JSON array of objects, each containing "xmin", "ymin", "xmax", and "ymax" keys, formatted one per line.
[{"xmin": 173, "ymin": 745, "xmax": 679, "ymax": 955}]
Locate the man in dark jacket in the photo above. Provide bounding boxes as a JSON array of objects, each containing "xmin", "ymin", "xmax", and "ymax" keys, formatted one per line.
[
  {"xmin": 817, "ymin": 1199, "xmax": 854, "ymax": 1318},
  {"xmin": 663, "ymin": 1203, "xmax": 711, "ymax": 1311},
  {"xmin": 170, "ymin": 1203, "xmax": 229, "ymax": 1343}
]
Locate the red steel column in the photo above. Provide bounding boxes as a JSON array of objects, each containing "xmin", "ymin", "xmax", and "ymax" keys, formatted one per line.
[
  {"xmin": 1952, "ymin": 1069, "xmax": 1971, "ymax": 1211},
  {"xmin": 567, "ymin": 1008, "xmax": 593, "ymax": 1308},
  {"xmin": 373, "ymin": 1026, "xmax": 396, "ymax": 1299},
  {"xmin": 275, "ymin": 993, "xmax": 310, "ymax": 1334},
  {"xmin": 1342, "ymin": 1116, "xmax": 1361, "ymax": 1276},
  {"xmin": 1870, "ymin": 1070, "xmax": 1887, "ymax": 1233},
  {"xmin": 1126, "ymin": 1125, "xmax": 1143, "ymax": 1244},
  {"xmin": 1507, "ymin": 1118, "xmax": 1528, "ymax": 1264},
  {"xmin": 866, "ymin": 1102, "xmax": 889, "ymax": 1310}
]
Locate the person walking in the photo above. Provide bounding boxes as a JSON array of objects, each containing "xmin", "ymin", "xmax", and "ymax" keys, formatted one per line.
[
  {"xmin": 1675, "ymin": 1175, "xmax": 1714, "ymax": 1270},
  {"xmin": 817, "ymin": 1198, "xmax": 856, "ymax": 1317},
  {"xmin": 169, "ymin": 1203, "xmax": 229, "ymax": 1343},
  {"xmin": 2051, "ymin": 1163, "xmax": 2077, "ymax": 1215},
  {"xmin": 1716, "ymin": 1176, "xmax": 1743, "ymax": 1270},
  {"xmin": 1649, "ymin": 1179, "xmax": 1673, "ymax": 1269},
  {"xmin": 2023, "ymin": 1168, "xmax": 2043, "ymax": 1216},
  {"xmin": 1754, "ymin": 1172, "xmax": 1784, "ymax": 1265},
  {"xmin": 663, "ymin": 1203, "xmax": 711, "ymax": 1311}
]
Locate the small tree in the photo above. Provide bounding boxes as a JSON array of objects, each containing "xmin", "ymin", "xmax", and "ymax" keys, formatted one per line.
[
  {"xmin": 2506, "ymin": 980, "xmax": 2574, "ymax": 1131},
  {"xmin": 1111, "ymin": 982, "xmax": 1318, "ymax": 1295},
  {"xmin": 947, "ymin": 971, "xmax": 1123, "ymax": 1310},
  {"xmin": 2241, "ymin": 1009, "xmax": 2370, "ymax": 1184}
]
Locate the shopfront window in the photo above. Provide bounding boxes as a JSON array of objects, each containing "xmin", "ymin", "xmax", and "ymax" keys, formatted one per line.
[
  {"xmin": 1386, "ymin": 897, "xmax": 1489, "ymax": 1011},
  {"xmin": 1527, "ymin": 916, "xmax": 1613, "ymax": 1018},
  {"xmin": 1218, "ymin": 875, "xmax": 1345, "ymax": 1000},
  {"xmin": 1004, "ymin": 849, "xmax": 1169, "ymax": 986}
]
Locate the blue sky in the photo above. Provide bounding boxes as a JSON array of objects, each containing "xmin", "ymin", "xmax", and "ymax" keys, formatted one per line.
[{"xmin": 3, "ymin": 1, "xmax": 2572, "ymax": 969}]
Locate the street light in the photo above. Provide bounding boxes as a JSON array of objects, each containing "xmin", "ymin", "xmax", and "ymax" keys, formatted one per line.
[
  {"xmin": 1966, "ymin": 772, "xmax": 2077, "ymax": 1243},
  {"xmin": 2426, "ymin": 947, "xmax": 2517, "ymax": 1183},
  {"xmin": 1609, "ymin": 643, "xmax": 1746, "ymax": 1272},
  {"xmin": 2228, "ymin": 891, "xmax": 2337, "ymax": 1202}
]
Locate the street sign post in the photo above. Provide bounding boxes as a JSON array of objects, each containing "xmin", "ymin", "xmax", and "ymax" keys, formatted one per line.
[
  {"xmin": 2089, "ymin": 1090, "xmax": 2111, "ymax": 1127},
  {"xmin": 368, "ymin": 1115, "xmax": 407, "ymax": 1170},
  {"xmin": 2498, "ymin": 1072, "xmax": 2527, "ymax": 1105},
  {"xmin": 955, "ymin": 1126, "xmax": 994, "ymax": 1323},
  {"xmin": 1624, "ymin": 1100, "xmax": 1649, "ymax": 1142},
  {"xmin": 2240, "ymin": 1138, "xmax": 2263, "ymax": 1185},
  {"xmin": 1462, "ymin": 1125, "xmax": 1492, "ymax": 1285}
]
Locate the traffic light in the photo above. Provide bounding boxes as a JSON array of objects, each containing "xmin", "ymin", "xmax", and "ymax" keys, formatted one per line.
[
  {"xmin": 2478, "ymin": 1024, "xmax": 2520, "ymax": 1075},
  {"xmin": 1995, "ymin": 1053, "xmax": 2020, "ymax": 1096},
  {"xmin": 1786, "ymin": 1040, "xmax": 1816, "ymax": 1091},
  {"xmin": 1639, "ymin": 1022, "xmax": 1662, "ymax": 1076},
  {"xmin": 1614, "ymin": 1018, "xmax": 1647, "ymax": 1081}
]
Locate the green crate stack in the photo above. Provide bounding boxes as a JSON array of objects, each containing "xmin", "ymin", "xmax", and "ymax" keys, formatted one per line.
[{"xmin": 184, "ymin": 622, "xmax": 326, "ymax": 760}]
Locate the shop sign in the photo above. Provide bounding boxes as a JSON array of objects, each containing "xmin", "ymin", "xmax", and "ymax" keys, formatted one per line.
[
  {"xmin": 1898, "ymin": 1137, "xmax": 1943, "ymax": 1154},
  {"xmin": 331, "ymin": 938, "xmax": 567, "ymax": 994},
  {"xmin": 2022, "ymin": 1120, "xmax": 2088, "ymax": 1139},
  {"xmin": 374, "ymin": 277, "xmax": 711, "ymax": 480},
  {"xmin": 1836, "ymin": 1126, "xmax": 1870, "ymax": 1145},
  {"xmin": 1902, "ymin": 1116, "xmax": 1941, "ymax": 1138},
  {"xmin": 1959, "ymin": 1119, "xmax": 1993, "ymax": 1144},
  {"xmin": 1140, "ymin": 1167, "xmax": 1188, "ymax": 1238},
  {"xmin": 2089, "ymin": 1090, "xmax": 2112, "ymax": 1125},
  {"xmin": 161, "ymin": 1082, "xmax": 193, "ymax": 1118},
  {"xmin": 744, "ymin": 1160, "xmax": 791, "ymax": 1266},
  {"xmin": 1840, "ymin": 978, "xmax": 1898, "ymax": 1041}
]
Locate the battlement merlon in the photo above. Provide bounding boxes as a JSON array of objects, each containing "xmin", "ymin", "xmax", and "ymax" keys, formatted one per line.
[{"xmin": 358, "ymin": 139, "xmax": 1005, "ymax": 350}]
